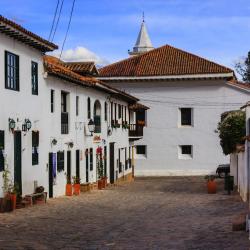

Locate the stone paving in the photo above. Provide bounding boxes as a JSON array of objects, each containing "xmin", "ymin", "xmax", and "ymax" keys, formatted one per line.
[{"xmin": 0, "ymin": 177, "xmax": 249, "ymax": 250}]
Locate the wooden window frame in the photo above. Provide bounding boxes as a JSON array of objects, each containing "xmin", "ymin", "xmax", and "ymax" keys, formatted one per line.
[
  {"xmin": 31, "ymin": 61, "xmax": 38, "ymax": 95},
  {"xmin": 5, "ymin": 51, "xmax": 19, "ymax": 91}
]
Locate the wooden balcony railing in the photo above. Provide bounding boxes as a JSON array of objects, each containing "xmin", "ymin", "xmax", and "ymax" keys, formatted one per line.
[
  {"xmin": 61, "ymin": 112, "xmax": 69, "ymax": 134},
  {"xmin": 129, "ymin": 124, "xmax": 143, "ymax": 137}
]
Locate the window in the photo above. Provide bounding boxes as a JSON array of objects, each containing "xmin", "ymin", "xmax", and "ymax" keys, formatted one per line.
[
  {"xmin": 57, "ymin": 151, "xmax": 65, "ymax": 172},
  {"xmin": 136, "ymin": 145, "xmax": 147, "ymax": 155},
  {"xmin": 118, "ymin": 104, "xmax": 121, "ymax": 119},
  {"xmin": 111, "ymin": 102, "xmax": 114, "ymax": 123},
  {"xmin": 114, "ymin": 103, "xmax": 117, "ymax": 121},
  {"xmin": 87, "ymin": 97, "xmax": 91, "ymax": 119},
  {"xmin": 31, "ymin": 61, "xmax": 38, "ymax": 95},
  {"xmin": 5, "ymin": 51, "xmax": 19, "ymax": 91},
  {"xmin": 94, "ymin": 100, "xmax": 101, "ymax": 133},
  {"xmin": 180, "ymin": 108, "xmax": 193, "ymax": 126},
  {"xmin": 61, "ymin": 92, "xmax": 69, "ymax": 134},
  {"xmin": 104, "ymin": 102, "xmax": 108, "ymax": 121},
  {"xmin": 76, "ymin": 96, "xmax": 79, "ymax": 116},
  {"xmin": 51, "ymin": 90, "xmax": 54, "ymax": 113},
  {"xmin": 90, "ymin": 148, "xmax": 93, "ymax": 171},
  {"xmin": 125, "ymin": 106, "xmax": 127, "ymax": 122},
  {"xmin": 32, "ymin": 131, "xmax": 39, "ymax": 165},
  {"xmin": 0, "ymin": 131, "xmax": 5, "ymax": 171},
  {"xmin": 179, "ymin": 145, "xmax": 193, "ymax": 159}
]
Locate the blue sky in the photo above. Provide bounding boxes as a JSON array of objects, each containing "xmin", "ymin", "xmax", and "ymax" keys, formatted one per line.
[{"xmin": 1, "ymin": 0, "xmax": 250, "ymax": 69}]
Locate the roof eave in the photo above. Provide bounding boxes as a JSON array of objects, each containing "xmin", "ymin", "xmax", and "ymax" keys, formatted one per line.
[{"xmin": 98, "ymin": 72, "xmax": 234, "ymax": 81}]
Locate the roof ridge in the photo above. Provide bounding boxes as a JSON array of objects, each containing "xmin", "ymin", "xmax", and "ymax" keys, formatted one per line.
[
  {"xmin": 100, "ymin": 44, "xmax": 233, "ymax": 73},
  {"xmin": 164, "ymin": 44, "xmax": 233, "ymax": 73}
]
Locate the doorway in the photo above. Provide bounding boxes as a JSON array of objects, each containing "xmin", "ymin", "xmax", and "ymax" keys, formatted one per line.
[
  {"xmin": 14, "ymin": 131, "xmax": 22, "ymax": 195},
  {"xmin": 48, "ymin": 153, "xmax": 54, "ymax": 198},
  {"xmin": 67, "ymin": 151, "xmax": 71, "ymax": 182},
  {"xmin": 109, "ymin": 143, "xmax": 115, "ymax": 184},
  {"xmin": 76, "ymin": 150, "xmax": 80, "ymax": 180}
]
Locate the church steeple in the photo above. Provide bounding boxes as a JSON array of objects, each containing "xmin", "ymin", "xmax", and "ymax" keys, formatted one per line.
[{"xmin": 128, "ymin": 13, "xmax": 154, "ymax": 56}]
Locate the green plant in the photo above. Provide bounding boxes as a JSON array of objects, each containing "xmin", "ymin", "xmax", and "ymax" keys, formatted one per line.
[
  {"xmin": 66, "ymin": 174, "xmax": 71, "ymax": 184},
  {"xmin": 217, "ymin": 110, "xmax": 246, "ymax": 155},
  {"xmin": 2, "ymin": 164, "xmax": 12, "ymax": 195},
  {"xmin": 72, "ymin": 176, "xmax": 80, "ymax": 184},
  {"xmin": 204, "ymin": 175, "xmax": 217, "ymax": 181}
]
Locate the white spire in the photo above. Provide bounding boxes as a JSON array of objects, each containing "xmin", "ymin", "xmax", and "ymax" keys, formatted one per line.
[{"xmin": 129, "ymin": 13, "xmax": 154, "ymax": 56}]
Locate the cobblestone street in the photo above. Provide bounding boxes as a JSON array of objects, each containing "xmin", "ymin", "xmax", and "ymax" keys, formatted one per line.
[{"xmin": 0, "ymin": 177, "xmax": 249, "ymax": 250}]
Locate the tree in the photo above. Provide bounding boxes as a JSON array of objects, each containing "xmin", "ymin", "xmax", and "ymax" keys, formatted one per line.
[
  {"xmin": 217, "ymin": 110, "xmax": 245, "ymax": 155},
  {"xmin": 235, "ymin": 51, "xmax": 250, "ymax": 83}
]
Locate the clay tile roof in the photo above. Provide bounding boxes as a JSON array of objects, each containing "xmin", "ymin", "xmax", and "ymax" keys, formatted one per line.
[
  {"xmin": 99, "ymin": 44, "xmax": 234, "ymax": 78},
  {"xmin": 0, "ymin": 15, "xmax": 58, "ymax": 52},
  {"xmin": 64, "ymin": 62, "xmax": 98, "ymax": 76},
  {"xmin": 129, "ymin": 103, "xmax": 150, "ymax": 111},
  {"xmin": 43, "ymin": 55, "xmax": 139, "ymax": 102},
  {"xmin": 44, "ymin": 56, "xmax": 98, "ymax": 86}
]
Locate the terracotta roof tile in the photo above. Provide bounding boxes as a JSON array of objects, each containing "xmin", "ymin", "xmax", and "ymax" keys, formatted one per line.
[
  {"xmin": 64, "ymin": 62, "xmax": 98, "ymax": 76},
  {"xmin": 129, "ymin": 103, "xmax": 150, "ymax": 111},
  {"xmin": 99, "ymin": 44, "xmax": 234, "ymax": 77},
  {"xmin": 0, "ymin": 15, "xmax": 58, "ymax": 52},
  {"xmin": 43, "ymin": 56, "xmax": 138, "ymax": 102}
]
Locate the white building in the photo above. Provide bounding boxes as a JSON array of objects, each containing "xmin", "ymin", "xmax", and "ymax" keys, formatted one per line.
[
  {"xmin": 99, "ymin": 20, "xmax": 250, "ymax": 176},
  {"xmin": 0, "ymin": 16, "xmax": 143, "ymax": 198}
]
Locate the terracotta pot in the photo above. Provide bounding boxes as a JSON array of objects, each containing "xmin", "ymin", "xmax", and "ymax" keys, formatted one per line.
[
  {"xmin": 98, "ymin": 179, "xmax": 103, "ymax": 190},
  {"xmin": 207, "ymin": 180, "xmax": 216, "ymax": 194},
  {"xmin": 65, "ymin": 184, "xmax": 72, "ymax": 196},
  {"xmin": 10, "ymin": 193, "xmax": 17, "ymax": 210},
  {"xmin": 102, "ymin": 177, "xmax": 107, "ymax": 188},
  {"xmin": 73, "ymin": 184, "xmax": 80, "ymax": 195}
]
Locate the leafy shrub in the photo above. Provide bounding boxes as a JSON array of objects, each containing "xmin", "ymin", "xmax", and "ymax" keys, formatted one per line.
[{"xmin": 217, "ymin": 110, "xmax": 246, "ymax": 155}]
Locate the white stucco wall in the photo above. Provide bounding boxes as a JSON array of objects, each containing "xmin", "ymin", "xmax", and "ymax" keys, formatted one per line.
[
  {"xmin": 107, "ymin": 80, "xmax": 250, "ymax": 176},
  {"xmin": 45, "ymin": 76, "xmax": 133, "ymax": 197},
  {"xmin": 0, "ymin": 33, "xmax": 49, "ymax": 197},
  {"xmin": 0, "ymin": 33, "xmax": 133, "ymax": 198}
]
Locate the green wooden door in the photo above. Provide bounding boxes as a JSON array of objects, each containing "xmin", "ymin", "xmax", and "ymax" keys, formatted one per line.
[{"xmin": 14, "ymin": 131, "xmax": 22, "ymax": 195}]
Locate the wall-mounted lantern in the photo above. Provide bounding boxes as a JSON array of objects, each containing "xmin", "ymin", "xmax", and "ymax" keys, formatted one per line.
[
  {"xmin": 88, "ymin": 119, "xmax": 95, "ymax": 136},
  {"xmin": 9, "ymin": 118, "xmax": 16, "ymax": 132},
  {"xmin": 25, "ymin": 119, "xmax": 32, "ymax": 131},
  {"xmin": 51, "ymin": 138, "xmax": 58, "ymax": 146}
]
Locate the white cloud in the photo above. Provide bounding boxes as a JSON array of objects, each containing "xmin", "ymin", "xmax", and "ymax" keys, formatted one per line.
[{"xmin": 52, "ymin": 46, "xmax": 109, "ymax": 66}]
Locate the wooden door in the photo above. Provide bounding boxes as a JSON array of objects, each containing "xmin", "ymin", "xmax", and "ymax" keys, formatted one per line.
[
  {"xmin": 109, "ymin": 143, "xmax": 115, "ymax": 184},
  {"xmin": 76, "ymin": 150, "xmax": 80, "ymax": 180},
  {"xmin": 14, "ymin": 131, "xmax": 22, "ymax": 195},
  {"xmin": 85, "ymin": 149, "xmax": 89, "ymax": 183},
  {"xmin": 48, "ymin": 153, "xmax": 53, "ymax": 198},
  {"xmin": 67, "ymin": 151, "xmax": 71, "ymax": 181}
]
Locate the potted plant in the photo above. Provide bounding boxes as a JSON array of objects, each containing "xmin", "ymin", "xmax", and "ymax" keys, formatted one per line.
[
  {"xmin": 2, "ymin": 165, "xmax": 13, "ymax": 212},
  {"xmin": 65, "ymin": 175, "xmax": 72, "ymax": 196},
  {"xmin": 9, "ymin": 182, "xmax": 19, "ymax": 210},
  {"xmin": 205, "ymin": 175, "xmax": 217, "ymax": 194},
  {"xmin": 72, "ymin": 176, "xmax": 81, "ymax": 195},
  {"xmin": 96, "ymin": 147, "xmax": 105, "ymax": 189}
]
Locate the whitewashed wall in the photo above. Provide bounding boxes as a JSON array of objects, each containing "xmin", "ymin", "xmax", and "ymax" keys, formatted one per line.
[
  {"xmin": 108, "ymin": 80, "xmax": 250, "ymax": 176},
  {"xmin": 230, "ymin": 152, "xmax": 248, "ymax": 201},
  {"xmin": 0, "ymin": 33, "xmax": 48, "ymax": 197},
  {"xmin": 45, "ymin": 76, "xmax": 132, "ymax": 197},
  {"xmin": 0, "ymin": 32, "xmax": 133, "ymax": 198}
]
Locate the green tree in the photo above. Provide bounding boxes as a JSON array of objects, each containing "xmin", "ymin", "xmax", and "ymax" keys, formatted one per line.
[
  {"xmin": 235, "ymin": 52, "xmax": 250, "ymax": 82},
  {"xmin": 217, "ymin": 110, "xmax": 246, "ymax": 155}
]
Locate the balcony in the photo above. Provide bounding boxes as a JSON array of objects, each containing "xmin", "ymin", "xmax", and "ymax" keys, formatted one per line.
[
  {"xmin": 129, "ymin": 124, "xmax": 144, "ymax": 140},
  {"xmin": 61, "ymin": 112, "xmax": 69, "ymax": 134}
]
